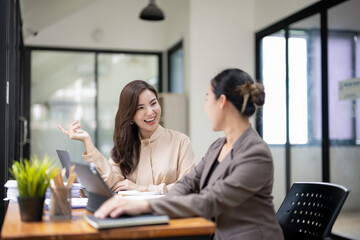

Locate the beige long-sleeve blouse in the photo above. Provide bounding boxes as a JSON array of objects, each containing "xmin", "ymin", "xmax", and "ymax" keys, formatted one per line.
[{"xmin": 82, "ymin": 125, "xmax": 195, "ymax": 194}]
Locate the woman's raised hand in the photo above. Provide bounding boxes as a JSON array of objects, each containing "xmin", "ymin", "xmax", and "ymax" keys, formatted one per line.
[{"xmin": 57, "ymin": 120, "xmax": 90, "ymax": 142}]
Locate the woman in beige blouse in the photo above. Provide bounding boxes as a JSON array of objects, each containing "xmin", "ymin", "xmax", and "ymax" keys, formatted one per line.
[{"xmin": 58, "ymin": 80, "xmax": 195, "ymax": 194}]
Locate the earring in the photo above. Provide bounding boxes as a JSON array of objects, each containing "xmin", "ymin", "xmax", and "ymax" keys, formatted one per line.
[{"xmin": 130, "ymin": 120, "xmax": 134, "ymax": 125}]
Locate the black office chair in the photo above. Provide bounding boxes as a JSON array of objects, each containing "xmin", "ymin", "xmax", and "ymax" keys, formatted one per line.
[{"xmin": 277, "ymin": 182, "xmax": 352, "ymax": 240}]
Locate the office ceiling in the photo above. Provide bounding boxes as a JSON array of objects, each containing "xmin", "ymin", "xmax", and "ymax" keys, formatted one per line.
[{"xmin": 20, "ymin": 0, "xmax": 97, "ymax": 39}]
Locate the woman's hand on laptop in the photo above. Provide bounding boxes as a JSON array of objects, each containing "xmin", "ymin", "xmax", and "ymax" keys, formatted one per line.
[
  {"xmin": 94, "ymin": 197, "xmax": 152, "ymax": 219},
  {"xmin": 112, "ymin": 179, "xmax": 148, "ymax": 192}
]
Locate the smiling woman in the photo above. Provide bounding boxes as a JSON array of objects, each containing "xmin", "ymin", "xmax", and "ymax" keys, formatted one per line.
[
  {"xmin": 132, "ymin": 87, "xmax": 162, "ymax": 139},
  {"xmin": 58, "ymin": 80, "xmax": 195, "ymax": 194}
]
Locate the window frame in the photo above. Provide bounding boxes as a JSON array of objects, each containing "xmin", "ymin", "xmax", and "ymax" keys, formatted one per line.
[
  {"xmin": 261, "ymin": 28, "xmax": 359, "ymax": 147},
  {"xmin": 167, "ymin": 40, "xmax": 184, "ymax": 93}
]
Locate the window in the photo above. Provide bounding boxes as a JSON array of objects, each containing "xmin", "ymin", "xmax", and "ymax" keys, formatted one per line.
[
  {"xmin": 262, "ymin": 30, "xmax": 359, "ymax": 145},
  {"xmin": 262, "ymin": 34, "xmax": 286, "ymax": 144},
  {"xmin": 262, "ymin": 33, "xmax": 309, "ymax": 145},
  {"xmin": 168, "ymin": 41, "xmax": 184, "ymax": 93},
  {"xmin": 328, "ymin": 31, "xmax": 359, "ymax": 144}
]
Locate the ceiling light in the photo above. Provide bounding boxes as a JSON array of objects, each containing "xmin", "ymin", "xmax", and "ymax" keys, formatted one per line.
[{"xmin": 139, "ymin": 0, "xmax": 165, "ymax": 21}]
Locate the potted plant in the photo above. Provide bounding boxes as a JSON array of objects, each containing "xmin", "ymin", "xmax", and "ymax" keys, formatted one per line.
[{"xmin": 9, "ymin": 155, "xmax": 59, "ymax": 222}]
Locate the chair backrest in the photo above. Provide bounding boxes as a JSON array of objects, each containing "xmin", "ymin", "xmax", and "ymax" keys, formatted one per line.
[{"xmin": 277, "ymin": 182, "xmax": 350, "ymax": 240}]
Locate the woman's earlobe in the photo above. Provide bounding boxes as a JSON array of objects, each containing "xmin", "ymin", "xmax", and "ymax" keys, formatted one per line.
[{"xmin": 219, "ymin": 95, "xmax": 227, "ymax": 109}]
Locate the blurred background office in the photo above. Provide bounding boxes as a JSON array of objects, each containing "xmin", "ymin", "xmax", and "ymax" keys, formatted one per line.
[{"xmin": 1, "ymin": 0, "xmax": 359, "ymax": 237}]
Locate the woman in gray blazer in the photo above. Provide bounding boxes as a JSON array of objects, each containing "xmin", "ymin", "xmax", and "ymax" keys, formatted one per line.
[{"xmin": 95, "ymin": 68, "xmax": 284, "ymax": 240}]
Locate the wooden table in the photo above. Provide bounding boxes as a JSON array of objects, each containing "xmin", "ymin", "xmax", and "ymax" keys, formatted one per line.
[{"xmin": 1, "ymin": 201, "xmax": 215, "ymax": 240}]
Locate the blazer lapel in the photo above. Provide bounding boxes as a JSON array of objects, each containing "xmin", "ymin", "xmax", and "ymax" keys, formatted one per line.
[
  {"xmin": 205, "ymin": 126, "xmax": 253, "ymax": 188},
  {"xmin": 200, "ymin": 138, "xmax": 225, "ymax": 189},
  {"xmin": 206, "ymin": 153, "xmax": 232, "ymax": 188}
]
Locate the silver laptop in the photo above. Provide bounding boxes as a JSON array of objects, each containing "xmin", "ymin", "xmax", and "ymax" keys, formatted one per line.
[
  {"xmin": 72, "ymin": 161, "xmax": 169, "ymax": 226},
  {"xmin": 75, "ymin": 162, "xmax": 169, "ymax": 227},
  {"xmin": 56, "ymin": 149, "xmax": 79, "ymax": 182},
  {"xmin": 73, "ymin": 162, "xmax": 115, "ymax": 212}
]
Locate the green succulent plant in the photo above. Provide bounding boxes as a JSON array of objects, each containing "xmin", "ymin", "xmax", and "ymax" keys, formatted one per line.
[{"xmin": 9, "ymin": 155, "xmax": 59, "ymax": 198}]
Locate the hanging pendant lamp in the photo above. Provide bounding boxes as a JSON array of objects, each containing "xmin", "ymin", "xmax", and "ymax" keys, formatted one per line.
[{"xmin": 139, "ymin": 0, "xmax": 165, "ymax": 21}]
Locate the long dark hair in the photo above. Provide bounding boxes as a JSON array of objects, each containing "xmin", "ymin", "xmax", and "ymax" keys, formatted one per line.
[
  {"xmin": 211, "ymin": 68, "xmax": 265, "ymax": 117},
  {"xmin": 111, "ymin": 80, "xmax": 158, "ymax": 177}
]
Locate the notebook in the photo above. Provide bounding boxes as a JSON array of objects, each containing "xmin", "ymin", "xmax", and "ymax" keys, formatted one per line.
[{"xmin": 84, "ymin": 214, "xmax": 169, "ymax": 229}]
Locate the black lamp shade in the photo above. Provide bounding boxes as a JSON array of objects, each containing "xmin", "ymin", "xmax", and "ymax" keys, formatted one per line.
[{"xmin": 140, "ymin": 0, "xmax": 165, "ymax": 21}]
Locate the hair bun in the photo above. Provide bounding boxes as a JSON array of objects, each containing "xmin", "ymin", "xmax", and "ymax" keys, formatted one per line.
[
  {"xmin": 238, "ymin": 82, "xmax": 265, "ymax": 107},
  {"xmin": 239, "ymin": 82, "xmax": 251, "ymax": 96},
  {"xmin": 249, "ymin": 83, "xmax": 265, "ymax": 106},
  {"xmin": 212, "ymin": 68, "xmax": 265, "ymax": 116}
]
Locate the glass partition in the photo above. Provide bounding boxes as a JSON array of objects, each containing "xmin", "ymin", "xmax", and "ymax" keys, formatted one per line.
[
  {"xmin": 31, "ymin": 51, "xmax": 96, "ymax": 165},
  {"xmin": 262, "ymin": 31, "xmax": 286, "ymax": 145},
  {"xmin": 288, "ymin": 14, "xmax": 322, "ymax": 184},
  {"xmin": 256, "ymin": 1, "xmax": 360, "ymax": 237},
  {"xmin": 168, "ymin": 42, "xmax": 184, "ymax": 93},
  {"xmin": 261, "ymin": 31, "xmax": 286, "ymax": 209},
  {"xmin": 328, "ymin": 0, "xmax": 360, "ymax": 230}
]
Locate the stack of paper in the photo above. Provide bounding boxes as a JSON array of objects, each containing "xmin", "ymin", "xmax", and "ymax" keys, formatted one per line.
[
  {"xmin": 45, "ymin": 198, "xmax": 88, "ymax": 210},
  {"xmin": 3, "ymin": 180, "xmax": 18, "ymax": 201},
  {"xmin": 45, "ymin": 182, "xmax": 86, "ymax": 209},
  {"xmin": 4, "ymin": 180, "xmax": 88, "ymax": 209},
  {"xmin": 46, "ymin": 182, "xmax": 83, "ymax": 199},
  {"xmin": 46, "ymin": 182, "xmax": 87, "ymax": 209},
  {"xmin": 4, "ymin": 180, "xmax": 84, "ymax": 201},
  {"xmin": 117, "ymin": 190, "xmax": 164, "ymax": 201}
]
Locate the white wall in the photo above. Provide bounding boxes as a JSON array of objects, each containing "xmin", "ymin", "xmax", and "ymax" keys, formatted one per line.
[
  {"xmin": 254, "ymin": 0, "xmax": 318, "ymax": 31},
  {"xmin": 186, "ymin": 0, "xmax": 321, "ymax": 161},
  {"xmin": 163, "ymin": 0, "xmax": 189, "ymax": 49},
  {"xmin": 187, "ymin": 0, "xmax": 256, "ymax": 161}
]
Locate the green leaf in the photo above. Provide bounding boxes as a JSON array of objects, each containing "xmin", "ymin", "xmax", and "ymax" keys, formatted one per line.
[{"xmin": 9, "ymin": 155, "xmax": 60, "ymax": 197}]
